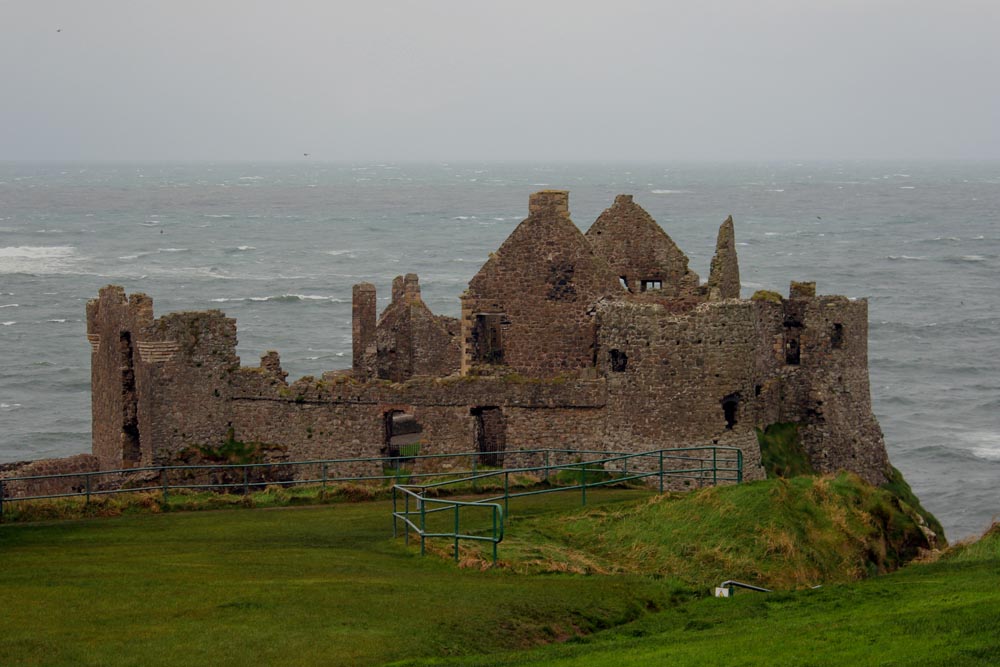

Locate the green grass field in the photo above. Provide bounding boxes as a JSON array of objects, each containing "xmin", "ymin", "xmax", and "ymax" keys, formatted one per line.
[{"xmin": 2, "ymin": 482, "xmax": 996, "ymax": 666}]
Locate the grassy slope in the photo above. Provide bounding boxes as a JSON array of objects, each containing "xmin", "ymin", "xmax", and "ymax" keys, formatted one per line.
[
  {"xmin": 0, "ymin": 489, "xmax": 675, "ymax": 667},
  {"xmin": 403, "ymin": 525, "xmax": 1000, "ymax": 666},
  {"xmin": 480, "ymin": 474, "xmax": 934, "ymax": 589}
]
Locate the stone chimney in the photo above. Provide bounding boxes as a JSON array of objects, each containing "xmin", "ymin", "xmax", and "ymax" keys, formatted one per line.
[
  {"xmin": 789, "ymin": 281, "xmax": 816, "ymax": 299},
  {"xmin": 528, "ymin": 190, "xmax": 570, "ymax": 218},
  {"xmin": 403, "ymin": 273, "xmax": 421, "ymax": 302},
  {"xmin": 352, "ymin": 282, "xmax": 377, "ymax": 378}
]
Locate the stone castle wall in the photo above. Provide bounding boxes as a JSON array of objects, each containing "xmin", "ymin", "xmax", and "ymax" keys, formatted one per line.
[{"xmin": 77, "ymin": 190, "xmax": 894, "ymax": 489}]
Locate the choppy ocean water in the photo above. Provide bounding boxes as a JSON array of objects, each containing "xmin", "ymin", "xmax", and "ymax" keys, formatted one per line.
[{"xmin": 1, "ymin": 161, "xmax": 997, "ymax": 540}]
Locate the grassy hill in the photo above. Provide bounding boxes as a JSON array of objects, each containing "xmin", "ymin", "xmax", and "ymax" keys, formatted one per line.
[{"xmin": 1, "ymin": 473, "xmax": 991, "ymax": 665}]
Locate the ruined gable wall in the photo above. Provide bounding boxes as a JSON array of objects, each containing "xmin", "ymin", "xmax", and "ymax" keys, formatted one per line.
[
  {"xmin": 596, "ymin": 299, "xmax": 786, "ymax": 480},
  {"xmin": 463, "ymin": 192, "xmax": 622, "ymax": 377},
  {"xmin": 585, "ymin": 195, "xmax": 701, "ymax": 297},
  {"xmin": 779, "ymin": 295, "xmax": 890, "ymax": 485}
]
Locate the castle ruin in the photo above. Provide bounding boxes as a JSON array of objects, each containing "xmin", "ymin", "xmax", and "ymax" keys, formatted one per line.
[{"xmin": 83, "ymin": 191, "xmax": 891, "ymax": 484}]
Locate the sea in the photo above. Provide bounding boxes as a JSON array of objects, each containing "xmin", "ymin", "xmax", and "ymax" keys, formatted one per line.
[{"xmin": 1, "ymin": 161, "xmax": 997, "ymax": 540}]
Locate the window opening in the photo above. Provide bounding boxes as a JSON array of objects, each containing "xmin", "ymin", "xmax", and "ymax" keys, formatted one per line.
[
  {"xmin": 641, "ymin": 280, "xmax": 663, "ymax": 292},
  {"xmin": 619, "ymin": 276, "xmax": 629, "ymax": 290},
  {"xmin": 785, "ymin": 337, "xmax": 800, "ymax": 365},
  {"xmin": 472, "ymin": 313, "xmax": 504, "ymax": 365},
  {"xmin": 609, "ymin": 349, "xmax": 628, "ymax": 372},
  {"xmin": 831, "ymin": 323, "xmax": 844, "ymax": 349},
  {"xmin": 721, "ymin": 393, "xmax": 740, "ymax": 430}
]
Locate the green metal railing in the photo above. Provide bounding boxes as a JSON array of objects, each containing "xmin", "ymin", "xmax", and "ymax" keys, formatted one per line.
[
  {"xmin": 391, "ymin": 446, "xmax": 743, "ymax": 565},
  {"xmin": 0, "ymin": 446, "xmax": 740, "ymax": 520}
]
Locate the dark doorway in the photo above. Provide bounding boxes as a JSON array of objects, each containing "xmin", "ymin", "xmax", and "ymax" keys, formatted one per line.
[
  {"xmin": 785, "ymin": 336, "xmax": 801, "ymax": 365},
  {"xmin": 471, "ymin": 407, "xmax": 506, "ymax": 467},
  {"xmin": 119, "ymin": 332, "xmax": 141, "ymax": 466},
  {"xmin": 609, "ymin": 349, "xmax": 628, "ymax": 372},
  {"xmin": 384, "ymin": 410, "xmax": 422, "ymax": 463}
]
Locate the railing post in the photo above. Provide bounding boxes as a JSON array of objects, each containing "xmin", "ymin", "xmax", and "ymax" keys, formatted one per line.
[
  {"xmin": 322, "ymin": 462, "xmax": 328, "ymax": 488},
  {"xmin": 544, "ymin": 450, "xmax": 550, "ymax": 483},
  {"xmin": 471, "ymin": 454, "xmax": 477, "ymax": 493},
  {"xmin": 0, "ymin": 479, "xmax": 5, "ymax": 519},
  {"xmin": 581, "ymin": 463, "xmax": 587, "ymax": 506},
  {"xmin": 738, "ymin": 450, "xmax": 743, "ymax": 483},
  {"xmin": 420, "ymin": 497, "xmax": 426, "ymax": 556},
  {"xmin": 404, "ymin": 492, "xmax": 410, "ymax": 546},
  {"xmin": 454, "ymin": 504, "xmax": 460, "ymax": 562},
  {"xmin": 492, "ymin": 506, "xmax": 498, "ymax": 566},
  {"xmin": 713, "ymin": 448, "xmax": 718, "ymax": 486},
  {"xmin": 659, "ymin": 450, "xmax": 664, "ymax": 493},
  {"xmin": 161, "ymin": 468, "xmax": 168, "ymax": 504},
  {"xmin": 85, "ymin": 473, "xmax": 92, "ymax": 505},
  {"xmin": 243, "ymin": 466, "xmax": 249, "ymax": 495},
  {"xmin": 504, "ymin": 471, "xmax": 510, "ymax": 518},
  {"xmin": 392, "ymin": 486, "xmax": 398, "ymax": 538}
]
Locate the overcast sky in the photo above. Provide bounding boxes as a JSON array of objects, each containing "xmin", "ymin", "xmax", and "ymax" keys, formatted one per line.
[{"xmin": 2, "ymin": 0, "xmax": 998, "ymax": 161}]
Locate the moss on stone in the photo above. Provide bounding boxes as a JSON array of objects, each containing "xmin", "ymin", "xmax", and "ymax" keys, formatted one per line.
[{"xmin": 751, "ymin": 289, "xmax": 784, "ymax": 304}]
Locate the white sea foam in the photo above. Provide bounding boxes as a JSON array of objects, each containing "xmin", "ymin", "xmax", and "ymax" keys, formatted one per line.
[
  {"xmin": 326, "ymin": 249, "xmax": 358, "ymax": 256},
  {"xmin": 237, "ymin": 245, "xmax": 255, "ymax": 251},
  {"xmin": 650, "ymin": 189, "xmax": 693, "ymax": 194},
  {"xmin": 887, "ymin": 255, "xmax": 927, "ymax": 261},
  {"xmin": 0, "ymin": 303, "xmax": 18, "ymax": 308},
  {"xmin": 158, "ymin": 248, "xmax": 189, "ymax": 253},
  {"xmin": 0, "ymin": 403, "xmax": 23, "ymax": 410},
  {"xmin": 47, "ymin": 319, "xmax": 68, "ymax": 323},
  {"xmin": 899, "ymin": 186, "xmax": 916, "ymax": 190},
  {"xmin": 211, "ymin": 294, "xmax": 343, "ymax": 304},
  {"xmin": 960, "ymin": 255, "xmax": 987, "ymax": 262},
  {"xmin": 0, "ymin": 246, "xmax": 80, "ymax": 274},
  {"xmin": 1, "ymin": 321, "xmax": 15, "ymax": 326}
]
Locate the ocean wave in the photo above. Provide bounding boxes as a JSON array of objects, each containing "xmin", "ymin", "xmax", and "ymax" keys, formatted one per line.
[
  {"xmin": 1, "ymin": 321, "xmax": 15, "ymax": 326},
  {"xmin": 203, "ymin": 214, "xmax": 233, "ymax": 218},
  {"xmin": 0, "ymin": 402, "xmax": 22, "ymax": 410},
  {"xmin": 0, "ymin": 303, "xmax": 18, "ymax": 308},
  {"xmin": 211, "ymin": 294, "xmax": 344, "ymax": 304},
  {"xmin": 650, "ymin": 189, "xmax": 693, "ymax": 194},
  {"xmin": 886, "ymin": 255, "xmax": 927, "ymax": 261}
]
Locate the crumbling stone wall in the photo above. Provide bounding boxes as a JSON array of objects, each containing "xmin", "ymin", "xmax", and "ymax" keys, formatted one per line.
[
  {"xmin": 586, "ymin": 194, "xmax": 701, "ymax": 297},
  {"xmin": 373, "ymin": 274, "xmax": 460, "ymax": 382},
  {"xmin": 595, "ymin": 298, "xmax": 777, "ymax": 480},
  {"xmin": 88, "ymin": 286, "xmax": 239, "ymax": 469},
  {"xmin": 462, "ymin": 191, "xmax": 622, "ymax": 377},
  {"xmin": 0, "ymin": 454, "xmax": 101, "ymax": 499}
]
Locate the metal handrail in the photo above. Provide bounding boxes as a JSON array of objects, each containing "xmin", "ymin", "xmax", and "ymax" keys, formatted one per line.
[
  {"xmin": 390, "ymin": 446, "xmax": 743, "ymax": 566},
  {"xmin": 0, "ymin": 445, "xmax": 742, "ymax": 521}
]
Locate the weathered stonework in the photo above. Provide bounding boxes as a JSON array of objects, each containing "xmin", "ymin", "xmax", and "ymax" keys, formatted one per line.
[{"xmin": 80, "ymin": 191, "xmax": 893, "ymax": 486}]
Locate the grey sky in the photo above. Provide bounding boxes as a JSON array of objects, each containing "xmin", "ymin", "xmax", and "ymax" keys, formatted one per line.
[{"xmin": 2, "ymin": 0, "xmax": 998, "ymax": 161}]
